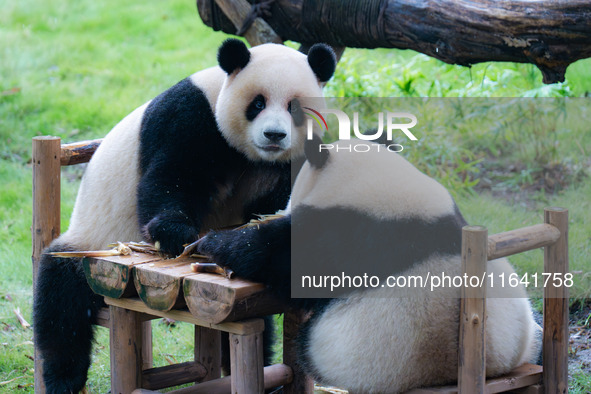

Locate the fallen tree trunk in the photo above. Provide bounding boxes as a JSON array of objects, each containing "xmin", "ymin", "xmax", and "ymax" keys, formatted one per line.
[{"xmin": 197, "ymin": 0, "xmax": 591, "ymax": 83}]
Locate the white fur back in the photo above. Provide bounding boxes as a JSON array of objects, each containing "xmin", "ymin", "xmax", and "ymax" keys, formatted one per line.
[
  {"xmin": 290, "ymin": 139, "xmax": 456, "ymax": 221},
  {"xmin": 306, "ymin": 256, "xmax": 541, "ymax": 393},
  {"xmin": 60, "ymin": 103, "xmax": 149, "ymax": 250}
]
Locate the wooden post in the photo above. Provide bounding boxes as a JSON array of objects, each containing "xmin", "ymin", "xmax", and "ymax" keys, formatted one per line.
[
  {"xmin": 195, "ymin": 326, "xmax": 222, "ymax": 382},
  {"xmin": 32, "ymin": 136, "xmax": 61, "ymax": 284},
  {"xmin": 229, "ymin": 328, "xmax": 264, "ymax": 393},
  {"xmin": 142, "ymin": 321, "xmax": 153, "ymax": 370},
  {"xmin": 110, "ymin": 305, "xmax": 145, "ymax": 394},
  {"xmin": 458, "ymin": 225, "xmax": 488, "ymax": 394},
  {"xmin": 32, "ymin": 136, "xmax": 61, "ymax": 394},
  {"xmin": 543, "ymin": 207, "xmax": 568, "ymax": 394},
  {"xmin": 283, "ymin": 309, "xmax": 313, "ymax": 394}
]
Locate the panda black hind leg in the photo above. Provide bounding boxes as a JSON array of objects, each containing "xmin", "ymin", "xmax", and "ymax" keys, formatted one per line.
[{"xmin": 33, "ymin": 242, "xmax": 104, "ymax": 394}]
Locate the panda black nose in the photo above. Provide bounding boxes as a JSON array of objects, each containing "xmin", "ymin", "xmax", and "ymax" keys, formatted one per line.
[{"xmin": 264, "ymin": 130, "xmax": 287, "ymax": 142}]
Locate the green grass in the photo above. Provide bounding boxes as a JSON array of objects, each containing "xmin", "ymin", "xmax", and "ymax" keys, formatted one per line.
[{"xmin": 0, "ymin": 0, "xmax": 590, "ymax": 392}]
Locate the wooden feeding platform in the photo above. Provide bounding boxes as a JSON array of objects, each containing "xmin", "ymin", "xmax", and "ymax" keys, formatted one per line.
[
  {"xmin": 82, "ymin": 252, "xmax": 306, "ymax": 393},
  {"xmin": 83, "ymin": 253, "xmax": 284, "ymax": 323}
]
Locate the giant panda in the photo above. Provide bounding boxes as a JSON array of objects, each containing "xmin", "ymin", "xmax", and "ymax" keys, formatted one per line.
[
  {"xmin": 197, "ymin": 137, "xmax": 543, "ymax": 393},
  {"xmin": 33, "ymin": 39, "xmax": 336, "ymax": 393}
]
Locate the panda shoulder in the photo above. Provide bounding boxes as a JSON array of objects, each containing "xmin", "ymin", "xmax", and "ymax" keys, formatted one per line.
[{"xmin": 188, "ymin": 66, "xmax": 226, "ymax": 111}]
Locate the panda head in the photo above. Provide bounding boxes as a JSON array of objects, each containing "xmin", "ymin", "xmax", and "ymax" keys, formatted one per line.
[{"xmin": 215, "ymin": 39, "xmax": 336, "ymax": 162}]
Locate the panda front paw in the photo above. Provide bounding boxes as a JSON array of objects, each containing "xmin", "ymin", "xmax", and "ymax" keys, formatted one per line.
[
  {"xmin": 197, "ymin": 228, "xmax": 265, "ymax": 282},
  {"xmin": 144, "ymin": 212, "xmax": 199, "ymax": 256}
]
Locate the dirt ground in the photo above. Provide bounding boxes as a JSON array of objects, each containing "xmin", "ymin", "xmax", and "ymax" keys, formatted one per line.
[{"xmin": 569, "ymin": 300, "xmax": 591, "ymax": 377}]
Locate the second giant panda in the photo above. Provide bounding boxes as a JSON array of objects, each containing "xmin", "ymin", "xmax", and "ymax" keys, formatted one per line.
[
  {"xmin": 33, "ymin": 39, "xmax": 336, "ymax": 393},
  {"xmin": 197, "ymin": 138, "xmax": 543, "ymax": 393}
]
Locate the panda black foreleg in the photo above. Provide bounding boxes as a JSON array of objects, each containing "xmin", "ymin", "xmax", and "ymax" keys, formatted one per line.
[
  {"xmin": 142, "ymin": 210, "xmax": 200, "ymax": 256},
  {"xmin": 33, "ymin": 242, "xmax": 104, "ymax": 394},
  {"xmin": 197, "ymin": 215, "xmax": 292, "ymax": 301}
]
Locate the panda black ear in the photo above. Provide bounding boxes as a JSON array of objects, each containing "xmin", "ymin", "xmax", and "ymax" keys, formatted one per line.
[
  {"xmin": 218, "ymin": 39, "xmax": 251, "ymax": 75},
  {"xmin": 305, "ymin": 134, "xmax": 329, "ymax": 169},
  {"xmin": 307, "ymin": 44, "xmax": 337, "ymax": 83}
]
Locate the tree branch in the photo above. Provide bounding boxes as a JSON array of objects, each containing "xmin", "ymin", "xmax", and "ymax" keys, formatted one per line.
[{"xmin": 197, "ymin": 0, "xmax": 591, "ymax": 83}]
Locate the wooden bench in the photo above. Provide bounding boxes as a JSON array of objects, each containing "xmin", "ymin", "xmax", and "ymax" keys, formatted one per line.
[{"xmin": 33, "ymin": 136, "xmax": 568, "ymax": 393}]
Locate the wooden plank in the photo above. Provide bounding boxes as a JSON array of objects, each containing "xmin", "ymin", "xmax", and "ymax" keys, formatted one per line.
[
  {"xmin": 138, "ymin": 364, "xmax": 292, "ymax": 394},
  {"xmin": 32, "ymin": 136, "xmax": 61, "ymax": 394},
  {"xmin": 458, "ymin": 225, "xmax": 487, "ymax": 394},
  {"xmin": 142, "ymin": 361, "xmax": 207, "ymax": 390},
  {"xmin": 183, "ymin": 273, "xmax": 284, "ymax": 324},
  {"xmin": 195, "ymin": 326, "xmax": 222, "ymax": 382},
  {"xmin": 543, "ymin": 207, "xmax": 569, "ymax": 394},
  {"xmin": 487, "ymin": 224, "xmax": 560, "ymax": 261},
  {"xmin": 407, "ymin": 387, "xmax": 458, "ymax": 394},
  {"xmin": 110, "ymin": 305, "xmax": 144, "ymax": 394},
  {"xmin": 406, "ymin": 363, "xmax": 542, "ymax": 394},
  {"xmin": 134, "ymin": 258, "xmax": 196, "ymax": 311},
  {"xmin": 60, "ymin": 138, "xmax": 102, "ymax": 166},
  {"xmin": 485, "ymin": 363, "xmax": 542, "ymax": 393},
  {"xmin": 83, "ymin": 254, "xmax": 161, "ymax": 299},
  {"xmin": 104, "ymin": 297, "xmax": 265, "ymax": 336},
  {"xmin": 283, "ymin": 309, "xmax": 314, "ymax": 394},
  {"xmin": 512, "ymin": 383, "xmax": 544, "ymax": 393}
]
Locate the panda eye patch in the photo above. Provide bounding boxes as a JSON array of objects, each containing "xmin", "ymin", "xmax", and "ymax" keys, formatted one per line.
[
  {"xmin": 288, "ymin": 99, "xmax": 304, "ymax": 127},
  {"xmin": 246, "ymin": 94, "xmax": 266, "ymax": 121}
]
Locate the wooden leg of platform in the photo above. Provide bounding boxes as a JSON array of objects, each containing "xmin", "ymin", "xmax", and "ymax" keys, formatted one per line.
[
  {"xmin": 195, "ymin": 326, "xmax": 222, "ymax": 382},
  {"xmin": 283, "ymin": 309, "xmax": 313, "ymax": 394},
  {"xmin": 142, "ymin": 320, "xmax": 153, "ymax": 370},
  {"xmin": 229, "ymin": 328, "xmax": 264, "ymax": 393},
  {"xmin": 110, "ymin": 305, "xmax": 144, "ymax": 394}
]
